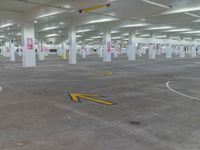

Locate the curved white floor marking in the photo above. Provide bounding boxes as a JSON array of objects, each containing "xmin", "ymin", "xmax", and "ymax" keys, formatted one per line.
[
  {"xmin": 166, "ymin": 81, "xmax": 200, "ymax": 102},
  {"xmin": 0, "ymin": 86, "xmax": 2, "ymax": 92}
]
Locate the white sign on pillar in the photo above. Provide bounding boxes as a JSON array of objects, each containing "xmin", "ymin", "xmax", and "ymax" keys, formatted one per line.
[
  {"xmin": 69, "ymin": 26, "xmax": 77, "ymax": 64},
  {"xmin": 22, "ymin": 22, "xmax": 36, "ymax": 67},
  {"xmin": 10, "ymin": 39, "xmax": 15, "ymax": 61},
  {"xmin": 128, "ymin": 31, "xmax": 136, "ymax": 61},
  {"xmin": 103, "ymin": 29, "xmax": 112, "ymax": 62}
]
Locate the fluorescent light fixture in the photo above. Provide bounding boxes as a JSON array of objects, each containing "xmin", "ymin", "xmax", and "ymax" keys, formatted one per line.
[
  {"xmin": 41, "ymin": 26, "xmax": 58, "ymax": 31},
  {"xmin": 123, "ymin": 38, "xmax": 129, "ymax": 41},
  {"xmin": 146, "ymin": 26, "xmax": 174, "ymax": 30},
  {"xmin": 184, "ymin": 12, "xmax": 200, "ymax": 18},
  {"xmin": 59, "ymin": 22, "xmax": 65, "ymax": 25},
  {"xmin": 91, "ymin": 36, "xmax": 102, "ymax": 39},
  {"xmin": 163, "ymin": 28, "xmax": 191, "ymax": 32},
  {"xmin": 122, "ymin": 33, "xmax": 129, "ymax": 36},
  {"xmin": 111, "ymin": 30, "xmax": 120, "ymax": 34},
  {"xmin": 87, "ymin": 18, "xmax": 116, "ymax": 24},
  {"xmin": 140, "ymin": 34, "xmax": 150, "ymax": 37},
  {"xmin": 112, "ymin": 37, "xmax": 121, "ymax": 39},
  {"xmin": 76, "ymin": 35, "xmax": 83, "ymax": 38},
  {"xmin": 0, "ymin": 35, "xmax": 5, "ymax": 38},
  {"xmin": 0, "ymin": 23, "xmax": 13, "ymax": 28},
  {"xmin": 155, "ymin": 35, "xmax": 167, "ymax": 38},
  {"xmin": 171, "ymin": 36, "xmax": 180, "ymax": 39},
  {"xmin": 45, "ymin": 34, "xmax": 59, "ymax": 37},
  {"xmin": 85, "ymin": 39, "xmax": 93, "ymax": 41},
  {"xmin": 141, "ymin": 0, "xmax": 170, "ymax": 9},
  {"xmin": 76, "ymin": 29, "xmax": 92, "ymax": 33},
  {"xmin": 37, "ymin": 11, "xmax": 63, "ymax": 18},
  {"xmin": 16, "ymin": 33, "xmax": 22, "ymax": 36},
  {"xmin": 164, "ymin": 6, "xmax": 200, "ymax": 14},
  {"xmin": 64, "ymin": 4, "xmax": 71, "ymax": 9},
  {"xmin": 121, "ymin": 23, "xmax": 148, "ymax": 28},
  {"xmin": 182, "ymin": 30, "xmax": 200, "ymax": 34}
]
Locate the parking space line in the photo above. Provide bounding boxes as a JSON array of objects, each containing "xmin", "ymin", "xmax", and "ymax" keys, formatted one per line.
[{"xmin": 166, "ymin": 81, "xmax": 200, "ymax": 102}]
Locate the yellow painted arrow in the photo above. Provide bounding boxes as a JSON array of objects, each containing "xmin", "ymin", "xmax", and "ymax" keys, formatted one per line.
[{"xmin": 68, "ymin": 93, "xmax": 115, "ymax": 106}]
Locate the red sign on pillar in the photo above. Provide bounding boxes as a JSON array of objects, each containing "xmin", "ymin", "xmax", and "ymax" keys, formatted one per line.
[{"xmin": 27, "ymin": 38, "xmax": 33, "ymax": 50}]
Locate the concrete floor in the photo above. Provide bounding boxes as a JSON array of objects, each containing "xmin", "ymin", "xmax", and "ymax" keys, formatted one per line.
[{"xmin": 1, "ymin": 54, "xmax": 200, "ymax": 150}]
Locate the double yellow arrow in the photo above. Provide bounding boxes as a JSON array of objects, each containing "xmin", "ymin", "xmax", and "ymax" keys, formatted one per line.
[{"xmin": 69, "ymin": 93, "xmax": 115, "ymax": 106}]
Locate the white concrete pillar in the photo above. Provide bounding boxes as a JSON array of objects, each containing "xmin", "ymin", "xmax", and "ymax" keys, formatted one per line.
[
  {"xmin": 128, "ymin": 31, "xmax": 136, "ymax": 61},
  {"xmin": 1, "ymin": 45, "xmax": 6, "ymax": 57},
  {"xmin": 5, "ymin": 41, "xmax": 10, "ymax": 58},
  {"xmin": 191, "ymin": 45, "xmax": 197, "ymax": 57},
  {"xmin": 81, "ymin": 44, "xmax": 86, "ymax": 59},
  {"xmin": 166, "ymin": 44, "xmax": 172, "ymax": 58},
  {"xmin": 38, "ymin": 41, "xmax": 45, "ymax": 60},
  {"xmin": 179, "ymin": 45, "xmax": 185, "ymax": 58},
  {"xmin": 99, "ymin": 45, "xmax": 103, "ymax": 58},
  {"xmin": 10, "ymin": 39, "xmax": 15, "ymax": 61},
  {"xmin": 103, "ymin": 29, "xmax": 112, "ymax": 62},
  {"xmin": 61, "ymin": 41, "xmax": 67, "ymax": 60},
  {"xmin": 68, "ymin": 26, "xmax": 77, "ymax": 64},
  {"xmin": 149, "ymin": 43, "xmax": 156, "ymax": 59},
  {"xmin": 22, "ymin": 22, "xmax": 36, "ymax": 67}
]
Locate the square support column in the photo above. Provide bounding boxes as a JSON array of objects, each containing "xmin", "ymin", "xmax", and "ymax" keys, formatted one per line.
[
  {"xmin": 128, "ymin": 31, "xmax": 136, "ymax": 61},
  {"xmin": 192, "ymin": 45, "xmax": 197, "ymax": 57},
  {"xmin": 22, "ymin": 22, "xmax": 36, "ymax": 67},
  {"xmin": 5, "ymin": 41, "xmax": 10, "ymax": 58},
  {"xmin": 179, "ymin": 45, "xmax": 185, "ymax": 58},
  {"xmin": 10, "ymin": 39, "xmax": 15, "ymax": 61},
  {"xmin": 166, "ymin": 44, "xmax": 172, "ymax": 58},
  {"xmin": 38, "ymin": 41, "xmax": 45, "ymax": 61},
  {"xmin": 68, "ymin": 26, "xmax": 77, "ymax": 64},
  {"xmin": 61, "ymin": 41, "xmax": 67, "ymax": 60},
  {"xmin": 149, "ymin": 43, "xmax": 156, "ymax": 59},
  {"xmin": 103, "ymin": 29, "xmax": 112, "ymax": 62}
]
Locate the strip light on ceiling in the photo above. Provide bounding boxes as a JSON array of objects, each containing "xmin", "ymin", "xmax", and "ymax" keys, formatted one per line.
[
  {"xmin": 146, "ymin": 26, "xmax": 174, "ymax": 30},
  {"xmin": 140, "ymin": 34, "xmax": 150, "ymax": 37},
  {"xmin": 182, "ymin": 30, "xmax": 200, "ymax": 34},
  {"xmin": 76, "ymin": 29, "xmax": 92, "ymax": 33},
  {"xmin": 163, "ymin": 6, "xmax": 200, "ymax": 14},
  {"xmin": 141, "ymin": 0, "xmax": 171, "ymax": 9},
  {"xmin": 45, "ymin": 34, "xmax": 59, "ymax": 37},
  {"xmin": 42, "ymin": 26, "xmax": 58, "ymax": 31},
  {"xmin": 37, "ymin": 11, "xmax": 64, "ymax": 19},
  {"xmin": 155, "ymin": 35, "xmax": 167, "ymax": 38},
  {"xmin": 87, "ymin": 18, "xmax": 116, "ymax": 24},
  {"xmin": 121, "ymin": 23, "xmax": 148, "ymax": 28},
  {"xmin": 0, "ymin": 23, "xmax": 13, "ymax": 28},
  {"xmin": 91, "ymin": 36, "xmax": 102, "ymax": 39},
  {"xmin": 163, "ymin": 28, "xmax": 191, "ymax": 32}
]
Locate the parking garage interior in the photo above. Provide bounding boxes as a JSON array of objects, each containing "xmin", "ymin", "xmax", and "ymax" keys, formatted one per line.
[{"xmin": 1, "ymin": 0, "xmax": 200, "ymax": 150}]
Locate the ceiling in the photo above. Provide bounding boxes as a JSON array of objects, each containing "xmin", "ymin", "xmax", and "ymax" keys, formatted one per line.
[{"xmin": 1, "ymin": 0, "xmax": 200, "ymax": 44}]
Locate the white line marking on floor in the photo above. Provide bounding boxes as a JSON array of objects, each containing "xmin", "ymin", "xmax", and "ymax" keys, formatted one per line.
[
  {"xmin": 0, "ymin": 86, "xmax": 2, "ymax": 92},
  {"xmin": 166, "ymin": 81, "xmax": 200, "ymax": 102}
]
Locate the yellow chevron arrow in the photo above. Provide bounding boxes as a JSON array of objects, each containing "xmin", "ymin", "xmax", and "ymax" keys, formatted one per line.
[{"xmin": 69, "ymin": 93, "xmax": 115, "ymax": 105}]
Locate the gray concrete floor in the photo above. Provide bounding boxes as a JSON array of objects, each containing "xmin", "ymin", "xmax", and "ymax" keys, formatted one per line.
[{"xmin": 1, "ymin": 54, "xmax": 200, "ymax": 150}]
